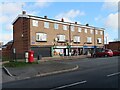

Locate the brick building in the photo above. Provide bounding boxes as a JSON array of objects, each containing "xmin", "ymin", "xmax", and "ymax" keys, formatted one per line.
[
  {"xmin": 12, "ymin": 11, "xmax": 104, "ymax": 59},
  {"xmin": 105, "ymin": 41, "xmax": 120, "ymax": 51},
  {"xmin": 0, "ymin": 42, "xmax": 3, "ymax": 60},
  {"xmin": 2, "ymin": 40, "xmax": 13, "ymax": 60}
]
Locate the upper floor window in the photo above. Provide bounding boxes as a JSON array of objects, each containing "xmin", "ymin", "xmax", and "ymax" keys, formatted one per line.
[
  {"xmin": 73, "ymin": 36, "xmax": 80, "ymax": 43},
  {"xmin": 71, "ymin": 25, "xmax": 74, "ymax": 32},
  {"xmin": 32, "ymin": 20, "xmax": 38, "ymax": 27},
  {"xmin": 97, "ymin": 38, "xmax": 102, "ymax": 44},
  {"xmin": 44, "ymin": 22, "xmax": 49, "ymax": 28},
  {"xmin": 57, "ymin": 35, "xmax": 66, "ymax": 42},
  {"xmin": 87, "ymin": 37, "xmax": 92, "ymax": 43},
  {"xmin": 90, "ymin": 29, "xmax": 93, "ymax": 34},
  {"xmin": 100, "ymin": 31, "xmax": 103, "ymax": 35},
  {"xmin": 63, "ymin": 25, "xmax": 68, "ymax": 30},
  {"xmin": 36, "ymin": 33, "xmax": 47, "ymax": 42},
  {"xmin": 96, "ymin": 30, "xmax": 98, "ymax": 34},
  {"xmin": 78, "ymin": 27, "xmax": 81, "ymax": 32},
  {"xmin": 85, "ymin": 28, "xmax": 87, "ymax": 33},
  {"xmin": 54, "ymin": 23, "xmax": 59, "ymax": 30}
]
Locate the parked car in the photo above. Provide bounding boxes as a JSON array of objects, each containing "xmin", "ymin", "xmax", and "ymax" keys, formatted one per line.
[
  {"xmin": 113, "ymin": 50, "xmax": 120, "ymax": 56},
  {"xmin": 93, "ymin": 49, "xmax": 113, "ymax": 57}
]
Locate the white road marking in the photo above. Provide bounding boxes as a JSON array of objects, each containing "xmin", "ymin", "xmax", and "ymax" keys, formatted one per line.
[
  {"xmin": 50, "ymin": 80, "xmax": 87, "ymax": 90},
  {"xmin": 107, "ymin": 72, "xmax": 120, "ymax": 77}
]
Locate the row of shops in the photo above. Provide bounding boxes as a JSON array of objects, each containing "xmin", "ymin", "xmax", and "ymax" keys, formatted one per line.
[{"xmin": 31, "ymin": 45, "xmax": 104, "ymax": 58}]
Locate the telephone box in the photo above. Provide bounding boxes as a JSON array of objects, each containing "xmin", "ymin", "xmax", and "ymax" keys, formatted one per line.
[{"xmin": 28, "ymin": 51, "xmax": 34, "ymax": 63}]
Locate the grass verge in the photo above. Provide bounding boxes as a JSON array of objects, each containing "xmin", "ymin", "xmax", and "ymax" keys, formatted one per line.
[{"xmin": 4, "ymin": 61, "xmax": 38, "ymax": 68}]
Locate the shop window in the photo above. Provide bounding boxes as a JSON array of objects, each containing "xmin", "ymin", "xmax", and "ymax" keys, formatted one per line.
[
  {"xmin": 53, "ymin": 49, "xmax": 64, "ymax": 56},
  {"xmin": 36, "ymin": 33, "xmax": 47, "ymax": 42}
]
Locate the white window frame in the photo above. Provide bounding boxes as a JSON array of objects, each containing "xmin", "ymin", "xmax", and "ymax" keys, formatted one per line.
[
  {"xmin": 57, "ymin": 35, "xmax": 66, "ymax": 42},
  {"xmin": 85, "ymin": 28, "xmax": 87, "ymax": 33},
  {"xmin": 32, "ymin": 20, "xmax": 38, "ymax": 27},
  {"xmin": 78, "ymin": 27, "xmax": 81, "ymax": 32},
  {"xmin": 97, "ymin": 38, "xmax": 102, "ymax": 44},
  {"xmin": 44, "ymin": 22, "xmax": 49, "ymax": 28},
  {"xmin": 96, "ymin": 30, "xmax": 98, "ymax": 34},
  {"xmin": 73, "ymin": 36, "xmax": 80, "ymax": 43},
  {"xmin": 63, "ymin": 25, "xmax": 67, "ymax": 30},
  {"xmin": 71, "ymin": 25, "xmax": 74, "ymax": 32},
  {"xmin": 87, "ymin": 37, "xmax": 92, "ymax": 43},
  {"xmin": 36, "ymin": 33, "xmax": 47, "ymax": 41},
  {"xmin": 54, "ymin": 23, "xmax": 59, "ymax": 30},
  {"xmin": 90, "ymin": 29, "xmax": 93, "ymax": 34},
  {"xmin": 100, "ymin": 31, "xmax": 103, "ymax": 35}
]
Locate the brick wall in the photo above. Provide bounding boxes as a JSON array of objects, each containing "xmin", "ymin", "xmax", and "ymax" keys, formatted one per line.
[
  {"xmin": 105, "ymin": 41, "xmax": 120, "ymax": 51},
  {"xmin": 13, "ymin": 17, "xmax": 30, "ymax": 59},
  {"xmin": 2, "ymin": 43, "xmax": 13, "ymax": 60}
]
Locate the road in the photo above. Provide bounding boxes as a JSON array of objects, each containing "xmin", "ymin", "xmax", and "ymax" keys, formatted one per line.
[{"xmin": 2, "ymin": 56, "xmax": 120, "ymax": 89}]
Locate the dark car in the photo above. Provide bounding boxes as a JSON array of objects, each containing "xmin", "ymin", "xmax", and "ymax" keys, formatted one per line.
[
  {"xmin": 113, "ymin": 50, "xmax": 120, "ymax": 56},
  {"xmin": 93, "ymin": 49, "xmax": 113, "ymax": 57}
]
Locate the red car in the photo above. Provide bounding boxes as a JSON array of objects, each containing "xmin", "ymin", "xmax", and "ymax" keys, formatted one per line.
[
  {"xmin": 94, "ymin": 49, "xmax": 113, "ymax": 57},
  {"xmin": 113, "ymin": 50, "xmax": 120, "ymax": 56}
]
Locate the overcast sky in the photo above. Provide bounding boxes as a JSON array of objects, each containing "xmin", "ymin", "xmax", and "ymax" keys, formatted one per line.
[{"xmin": 0, "ymin": 0, "xmax": 119, "ymax": 44}]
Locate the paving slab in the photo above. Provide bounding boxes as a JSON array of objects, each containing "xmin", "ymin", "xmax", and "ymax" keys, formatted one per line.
[{"xmin": 2, "ymin": 61, "xmax": 78, "ymax": 83}]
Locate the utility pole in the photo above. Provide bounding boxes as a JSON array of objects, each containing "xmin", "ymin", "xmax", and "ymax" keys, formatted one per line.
[
  {"xmin": 21, "ymin": 3, "xmax": 24, "ymax": 12},
  {"xmin": 69, "ymin": 23, "xmax": 71, "ymax": 56},
  {"xmin": 105, "ymin": 36, "xmax": 107, "ymax": 44}
]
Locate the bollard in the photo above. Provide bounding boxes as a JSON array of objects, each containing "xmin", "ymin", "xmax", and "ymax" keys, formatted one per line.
[{"xmin": 37, "ymin": 55, "xmax": 42, "ymax": 63}]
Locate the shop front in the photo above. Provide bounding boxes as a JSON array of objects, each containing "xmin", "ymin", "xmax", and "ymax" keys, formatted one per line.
[
  {"xmin": 70, "ymin": 46, "xmax": 83, "ymax": 56},
  {"xmin": 83, "ymin": 46, "xmax": 104, "ymax": 55},
  {"xmin": 53, "ymin": 45, "xmax": 84, "ymax": 56},
  {"xmin": 53, "ymin": 46, "xmax": 69, "ymax": 56}
]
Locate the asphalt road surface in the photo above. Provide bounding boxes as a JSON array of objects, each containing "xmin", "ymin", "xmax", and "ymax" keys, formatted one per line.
[{"xmin": 2, "ymin": 56, "xmax": 120, "ymax": 89}]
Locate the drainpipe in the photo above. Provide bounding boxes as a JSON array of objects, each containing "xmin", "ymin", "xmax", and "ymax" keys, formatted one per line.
[
  {"xmin": 94, "ymin": 27, "xmax": 96, "ymax": 53},
  {"xmin": 69, "ymin": 23, "xmax": 71, "ymax": 56}
]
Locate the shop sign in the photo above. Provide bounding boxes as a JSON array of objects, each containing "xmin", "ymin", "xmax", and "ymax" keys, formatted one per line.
[
  {"xmin": 71, "ymin": 46, "xmax": 83, "ymax": 48},
  {"xmin": 55, "ymin": 46, "xmax": 67, "ymax": 48}
]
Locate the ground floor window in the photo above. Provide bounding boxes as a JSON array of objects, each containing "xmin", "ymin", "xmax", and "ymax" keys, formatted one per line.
[
  {"xmin": 71, "ymin": 48, "xmax": 83, "ymax": 56},
  {"xmin": 53, "ymin": 49, "xmax": 64, "ymax": 56}
]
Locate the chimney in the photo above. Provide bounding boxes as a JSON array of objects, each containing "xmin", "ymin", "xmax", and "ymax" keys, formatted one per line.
[
  {"xmin": 75, "ymin": 22, "xmax": 77, "ymax": 24},
  {"xmin": 22, "ymin": 11, "xmax": 26, "ymax": 15},
  {"xmin": 86, "ymin": 23, "xmax": 89, "ymax": 26},
  {"xmin": 61, "ymin": 18, "xmax": 64, "ymax": 22},
  {"xmin": 44, "ymin": 16, "xmax": 47, "ymax": 19}
]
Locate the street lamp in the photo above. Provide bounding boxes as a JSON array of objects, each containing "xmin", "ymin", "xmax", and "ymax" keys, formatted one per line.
[{"xmin": 105, "ymin": 36, "xmax": 108, "ymax": 44}]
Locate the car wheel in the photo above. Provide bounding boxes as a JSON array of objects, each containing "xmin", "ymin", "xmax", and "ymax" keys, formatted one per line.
[{"xmin": 105, "ymin": 55, "xmax": 108, "ymax": 57}]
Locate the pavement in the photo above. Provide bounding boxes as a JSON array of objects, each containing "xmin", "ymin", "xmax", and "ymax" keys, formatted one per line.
[{"xmin": 2, "ymin": 55, "xmax": 88, "ymax": 83}]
